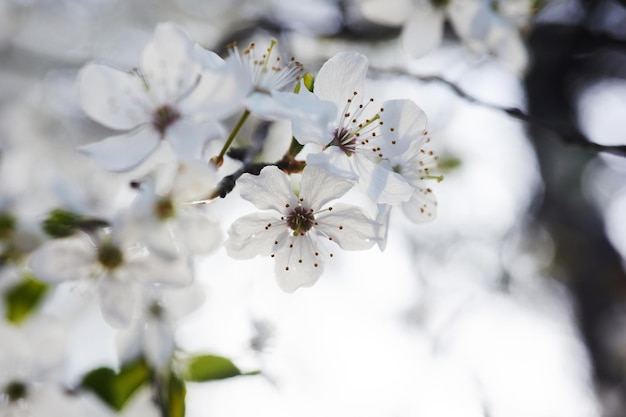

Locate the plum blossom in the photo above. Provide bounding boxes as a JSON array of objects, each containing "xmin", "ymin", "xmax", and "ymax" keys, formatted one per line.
[
  {"xmin": 119, "ymin": 160, "xmax": 222, "ymax": 260},
  {"xmin": 29, "ymin": 230, "xmax": 193, "ymax": 328},
  {"xmin": 224, "ymin": 165, "xmax": 379, "ymax": 292},
  {"xmin": 289, "ymin": 52, "xmax": 429, "ymax": 205},
  {"xmin": 78, "ymin": 23, "xmax": 248, "ymax": 172},
  {"xmin": 356, "ymin": 0, "xmax": 491, "ymax": 57}
]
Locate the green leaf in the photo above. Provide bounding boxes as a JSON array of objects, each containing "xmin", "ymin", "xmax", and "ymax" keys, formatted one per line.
[
  {"xmin": 168, "ymin": 374, "xmax": 186, "ymax": 417},
  {"xmin": 42, "ymin": 209, "xmax": 82, "ymax": 238},
  {"xmin": 4, "ymin": 276, "xmax": 49, "ymax": 324},
  {"xmin": 0, "ymin": 211, "xmax": 16, "ymax": 240},
  {"xmin": 181, "ymin": 354, "xmax": 242, "ymax": 382},
  {"xmin": 81, "ymin": 359, "xmax": 150, "ymax": 411}
]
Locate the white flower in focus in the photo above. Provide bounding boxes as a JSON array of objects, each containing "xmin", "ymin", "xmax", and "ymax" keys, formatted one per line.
[
  {"xmin": 225, "ymin": 39, "xmax": 308, "ymax": 121},
  {"xmin": 289, "ymin": 52, "xmax": 425, "ymax": 205},
  {"xmin": 78, "ymin": 22, "xmax": 249, "ymax": 172},
  {"xmin": 29, "ymin": 231, "xmax": 193, "ymax": 328},
  {"xmin": 224, "ymin": 165, "xmax": 379, "ymax": 292}
]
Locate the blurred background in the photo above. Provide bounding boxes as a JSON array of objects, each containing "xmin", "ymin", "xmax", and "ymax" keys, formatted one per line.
[{"xmin": 1, "ymin": 0, "xmax": 626, "ymax": 416}]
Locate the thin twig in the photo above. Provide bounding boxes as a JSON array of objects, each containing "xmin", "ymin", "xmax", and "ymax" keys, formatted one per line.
[{"xmin": 372, "ymin": 68, "xmax": 626, "ymax": 158}]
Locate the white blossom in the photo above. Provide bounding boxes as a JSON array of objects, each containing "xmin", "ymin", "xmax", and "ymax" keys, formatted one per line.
[
  {"xmin": 29, "ymin": 231, "xmax": 193, "ymax": 328},
  {"xmin": 78, "ymin": 22, "xmax": 248, "ymax": 172},
  {"xmin": 224, "ymin": 165, "xmax": 379, "ymax": 292},
  {"xmin": 289, "ymin": 52, "xmax": 429, "ymax": 205}
]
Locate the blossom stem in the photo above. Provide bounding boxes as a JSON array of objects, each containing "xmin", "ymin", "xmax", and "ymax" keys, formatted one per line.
[{"xmin": 211, "ymin": 110, "xmax": 251, "ymax": 167}]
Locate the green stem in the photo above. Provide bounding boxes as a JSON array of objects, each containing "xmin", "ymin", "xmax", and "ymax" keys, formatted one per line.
[{"xmin": 212, "ymin": 110, "xmax": 251, "ymax": 167}]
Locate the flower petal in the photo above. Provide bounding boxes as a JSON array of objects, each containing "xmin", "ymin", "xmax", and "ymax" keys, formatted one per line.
[
  {"xmin": 179, "ymin": 60, "xmax": 250, "ymax": 120},
  {"xmin": 79, "ymin": 63, "xmax": 151, "ymax": 130},
  {"xmin": 166, "ymin": 119, "xmax": 224, "ymax": 160},
  {"xmin": 79, "ymin": 127, "xmax": 161, "ymax": 172},
  {"xmin": 401, "ymin": 186, "xmax": 438, "ymax": 223},
  {"xmin": 224, "ymin": 212, "xmax": 287, "ymax": 259},
  {"xmin": 299, "ymin": 165, "xmax": 354, "ymax": 209},
  {"xmin": 352, "ymin": 155, "xmax": 414, "ymax": 204},
  {"xmin": 315, "ymin": 203, "xmax": 378, "ymax": 250},
  {"xmin": 99, "ymin": 275, "xmax": 140, "ymax": 328},
  {"xmin": 359, "ymin": 0, "xmax": 413, "ymax": 26},
  {"xmin": 141, "ymin": 23, "xmax": 200, "ymax": 104},
  {"xmin": 177, "ymin": 211, "xmax": 222, "ymax": 256},
  {"xmin": 401, "ymin": 6, "xmax": 445, "ymax": 57},
  {"xmin": 29, "ymin": 237, "xmax": 95, "ymax": 283},
  {"xmin": 274, "ymin": 235, "xmax": 324, "ymax": 292},
  {"xmin": 314, "ymin": 52, "xmax": 368, "ymax": 112},
  {"xmin": 378, "ymin": 99, "xmax": 428, "ymax": 156},
  {"xmin": 306, "ymin": 147, "xmax": 358, "ymax": 183},
  {"xmin": 237, "ymin": 166, "xmax": 297, "ymax": 212}
]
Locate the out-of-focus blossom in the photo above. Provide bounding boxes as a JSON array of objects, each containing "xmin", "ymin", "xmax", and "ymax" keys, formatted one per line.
[{"xmin": 29, "ymin": 229, "xmax": 193, "ymax": 328}]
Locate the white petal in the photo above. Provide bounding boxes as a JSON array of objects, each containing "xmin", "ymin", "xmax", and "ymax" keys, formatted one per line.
[
  {"xmin": 245, "ymin": 90, "xmax": 336, "ymax": 142},
  {"xmin": 315, "ymin": 203, "xmax": 378, "ymax": 250},
  {"xmin": 166, "ymin": 119, "xmax": 224, "ymax": 160},
  {"xmin": 306, "ymin": 147, "xmax": 358, "ymax": 182},
  {"xmin": 375, "ymin": 204, "xmax": 392, "ymax": 251},
  {"xmin": 177, "ymin": 211, "xmax": 222, "ymax": 255},
  {"xmin": 282, "ymin": 87, "xmax": 337, "ymax": 146},
  {"xmin": 98, "ymin": 276, "xmax": 140, "ymax": 328},
  {"xmin": 144, "ymin": 319, "xmax": 175, "ymax": 369},
  {"xmin": 130, "ymin": 256, "xmax": 194, "ymax": 287},
  {"xmin": 179, "ymin": 60, "xmax": 250, "ymax": 120},
  {"xmin": 143, "ymin": 222, "xmax": 181, "ymax": 260},
  {"xmin": 29, "ymin": 237, "xmax": 95, "ymax": 283},
  {"xmin": 359, "ymin": 0, "xmax": 413, "ymax": 25},
  {"xmin": 314, "ymin": 52, "xmax": 368, "ymax": 112},
  {"xmin": 237, "ymin": 166, "xmax": 297, "ymax": 211},
  {"xmin": 401, "ymin": 7, "xmax": 445, "ymax": 57},
  {"xmin": 352, "ymin": 155, "xmax": 414, "ymax": 204},
  {"xmin": 378, "ymin": 99, "xmax": 428, "ymax": 156},
  {"xmin": 170, "ymin": 159, "xmax": 218, "ymax": 202},
  {"xmin": 448, "ymin": 0, "xmax": 490, "ymax": 40},
  {"xmin": 224, "ymin": 213, "xmax": 287, "ymax": 259},
  {"xmin": 79, "ymin": 63, "xmax": 152, "ymax": 130},
  {"xmin": 274, "ymin": 235, "xmax": 323, "ymax": 292},
  {"xmin": 193, "ymin": 44, "xmax": 226, "ymax": 70},
  {"xmin": 141, "ymin": 23, "xmax": 200, "ymax": 104},
  {"xmin": 299, "ymin": 165, "xmax": 354, "ymax": 209},
  {"xmin": 79, "ymin": 127, "xmax": 161, "ymax": 172},
  {"xmin": 401, "ymin": 186, "xmax": 438, "ymax": 223}
]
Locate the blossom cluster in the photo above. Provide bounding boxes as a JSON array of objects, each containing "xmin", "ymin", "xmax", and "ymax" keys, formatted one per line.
[{"xmin": 0, "ymin": 21, "xmax": 440, "ymax": 415}]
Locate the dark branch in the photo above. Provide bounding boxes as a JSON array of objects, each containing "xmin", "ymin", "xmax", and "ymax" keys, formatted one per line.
[{"xmin": 371, "ymin": 69, "xmax": 626, "ymax": 158}]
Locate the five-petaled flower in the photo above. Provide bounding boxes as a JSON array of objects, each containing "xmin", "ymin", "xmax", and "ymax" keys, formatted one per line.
[
  {"xmin": 78, "ymin": 23, "xmax": 249, "ymax": 172},
  {"xmin": 224, "ymin": 165, "xmax": 380, "ymax": 292}
]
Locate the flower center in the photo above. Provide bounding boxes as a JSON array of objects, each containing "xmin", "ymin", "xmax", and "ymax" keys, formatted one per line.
[
  {"xmin": 286, "ymin": 206, "xmax": 315, "ymax": 236},
  {"xmin": 152, "ymin": 105, "xmax": 180, "ymax": 135},
  {"xmin": 98, "ymin": 242, "xmax": 124, "ymax": 270},
  {"xmin": 331, "ymin": 128, "xmax": 357, "ymax": 156},
  {"xmin": 155, "ymin": 197, "xmax": 175, "ymax": 220},
  {"xmin": 3, "ymin": 381, "xmax": 27, "ymax": 402}
]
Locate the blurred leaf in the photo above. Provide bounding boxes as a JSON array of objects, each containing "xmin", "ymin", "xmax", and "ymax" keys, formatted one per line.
[
  {"xmin": 81, "ymin": 359, "xmax": 150, "ymax": 411},
  {"xmin": 168, "ymin": 374, "xmax": 186, "ymax": 417},
  {"xmin": 42, "ymin": 209, "xmax": 82, "ymax": 238},
  {"xmin": 438, "ymin": 156, "xmax": 462, "ymax": 172},
  {"xmin": 42, "ymin": 209, "xmax": 109, "ymax": 238},
  {"xmin": 4, "ymin": 276, "xmax": 49, "ymax": 324},
  {"xmin": 0, "ymin": 211, "xmax": 16, "ymax": 240},
  {"xmin": 181, "ymin": 354, "xmax": 242, "ymax": 382}
]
